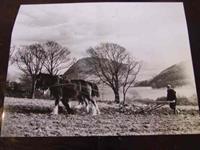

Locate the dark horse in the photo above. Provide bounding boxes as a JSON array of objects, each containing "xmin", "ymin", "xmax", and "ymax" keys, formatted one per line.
[{"xmin": 35, "ymin": 73, "xmax": 100, "ymax": 115}]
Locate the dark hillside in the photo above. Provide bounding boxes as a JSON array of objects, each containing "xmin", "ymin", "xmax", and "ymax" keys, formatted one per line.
[
  {"xmin": 135, "ymin": 61, "xmax": 193, "ymax": 88},
  {"xmin": 63, "ymin": 57, "xmax": 127, "ymax": 80},
  {"xmin": 63, "ymin": 57, "xmax": 95, "ymax": 79}
]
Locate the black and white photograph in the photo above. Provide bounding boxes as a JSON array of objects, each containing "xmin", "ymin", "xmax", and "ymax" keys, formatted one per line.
[{"xmin": 1, "ymin": 2, "xmax": 199, "ymax": 137}]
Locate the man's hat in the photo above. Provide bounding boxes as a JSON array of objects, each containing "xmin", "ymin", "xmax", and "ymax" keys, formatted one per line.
[{"xmin": 167, "ymin": 84, "xmax": 171, "ymax": 88}]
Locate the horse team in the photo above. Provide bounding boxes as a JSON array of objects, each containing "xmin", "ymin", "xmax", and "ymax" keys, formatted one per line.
[{"xmin": 36, "ymin": 73, "xmax": 100, "ymax": 115}]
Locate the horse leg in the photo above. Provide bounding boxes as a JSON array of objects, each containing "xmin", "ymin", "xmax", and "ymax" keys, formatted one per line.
[
  {"xmin": 75, "ymin": 95, "xmax": 85, "ymax": 109},
  {"xmin": 76, "ymin": 95, "xmax": 90, "ymax": 113},
  {"xmin": 61, "ymin": 98, "xmax": 74, "ymax": 114},
  {"xmin": 91, "ymin": 97, "xmax": 100, "ymax": 115},
  {"xmin": 85, "ymin": 95, "xmax": 100, "ymax": 115},
  {"xmin": 52, "ymin": 98, "xmax": 59, "ymax": 115},
  {"xmin": 78, "ymin": 95, "xmax": 89, "ymax": 113},
  {"xmin": 75, "ymin": 102, "xmax": 83, "ymax": 109},
  {"xmin": 84, "ymin": 98, "xmax": 90, "ymax": 113}
]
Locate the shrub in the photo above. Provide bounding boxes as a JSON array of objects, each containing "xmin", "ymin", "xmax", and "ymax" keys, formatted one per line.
[{"xmin": 176, "ymin": 95, "xmax": 198, "ymax": 106}]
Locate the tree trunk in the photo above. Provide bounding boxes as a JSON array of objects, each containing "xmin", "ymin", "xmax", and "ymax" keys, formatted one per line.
[
  {"xmin": 122, "ymin": 91, "xmax": 126, "ymax": 105},
  {"xmin": 114, "ymin": 89, "xmax": 120, "ymax": 103},
  {"xmin": 31, "ymin": 79, "xmax": 36, "ymax": 99}
]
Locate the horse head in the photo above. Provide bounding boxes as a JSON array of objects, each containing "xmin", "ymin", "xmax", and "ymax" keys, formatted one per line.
[{"xmin": 35, "ymin": 73, "xmax": 54, "ymax": 90}]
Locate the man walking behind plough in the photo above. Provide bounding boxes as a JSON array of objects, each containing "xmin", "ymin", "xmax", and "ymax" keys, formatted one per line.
[{"xmin": 167, "ymin": 84, "xmax": 177, "ymax": 114}]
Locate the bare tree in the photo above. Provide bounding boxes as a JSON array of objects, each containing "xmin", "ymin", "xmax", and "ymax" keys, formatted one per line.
[
  {"xmin": 19, "ymin": 73, "xmax": 32, "ymax": 97},
  {"xmin": 13, "ymin": 43, "xmax": 46, "ymax": 98},
  {"xmin": 121, "ymin": 56, "xmax": 141, "ymax": 104},
  {"xmin": 87, "ymin": 43, "xmax": 141, "ymax": 103},
  {"xmin": 43, "ymin": 41, "xmax": 72, "ymax": 75}
]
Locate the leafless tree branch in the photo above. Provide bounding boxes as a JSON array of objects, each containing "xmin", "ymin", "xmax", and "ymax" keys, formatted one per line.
[
  {"xmin": 12, "ymin": 43, "xmax": 46, "ymax": 98},
  {"xmin": 43, "ymin": 41, "xmax": 71, "ymax": 75},
  {"xmin": 87, "ymin": 43, "xmax": 141, "ymax": 103}
]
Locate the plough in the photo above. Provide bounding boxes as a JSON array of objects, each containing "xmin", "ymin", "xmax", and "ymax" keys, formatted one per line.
[{"xmin": 133, "ymin": 100, "xmax": 176, "ymax": 114}]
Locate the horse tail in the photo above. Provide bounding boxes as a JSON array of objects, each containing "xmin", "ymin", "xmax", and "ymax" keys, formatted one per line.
[{"xmin": 88, "ymin": 82, "xmax": 99, "ymax": 97}]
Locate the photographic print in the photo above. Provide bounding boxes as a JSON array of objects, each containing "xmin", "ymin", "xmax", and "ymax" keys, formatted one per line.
[{"xmin": 1, "ymin": 2, "xmax": 199, "ymax": 137}]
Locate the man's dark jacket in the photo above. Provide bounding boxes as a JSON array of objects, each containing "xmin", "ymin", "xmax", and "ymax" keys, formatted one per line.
[{"xmin": 167, "ymin": 88, "xmax": 177, "ymax": 109}]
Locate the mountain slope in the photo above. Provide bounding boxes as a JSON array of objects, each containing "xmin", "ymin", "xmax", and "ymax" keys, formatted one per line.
[
  {"xmin": 63, "ymin": 57, "xmax": 95, "ymax": 79},
  {"xmin": 63, "ymin": 57, "xmax": 127, "ymax": 80},
  {"xmin": 135, "ymin": 61, "xmax": 194, "ymax": 88}
]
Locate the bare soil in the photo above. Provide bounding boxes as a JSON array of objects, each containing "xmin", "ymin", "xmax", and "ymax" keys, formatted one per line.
[{"xmin": 1, "ymin": 97, "xmax": 200, "ymax": 137}]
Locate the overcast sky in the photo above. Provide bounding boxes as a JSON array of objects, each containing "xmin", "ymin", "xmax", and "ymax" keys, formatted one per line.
[{"xmin": 8, "ymin": 2, "xmax": 194, "ymax": 81}]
